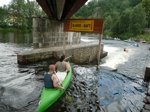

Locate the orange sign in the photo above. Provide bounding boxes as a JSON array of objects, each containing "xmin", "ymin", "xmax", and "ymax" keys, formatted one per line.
[
  {"xmin": 69, "ymin": 20, "xmax": 94, "ymax": 32},
  {"xmin": 64, "ymin": 19, "xmax": 104, "ymax": 34}
]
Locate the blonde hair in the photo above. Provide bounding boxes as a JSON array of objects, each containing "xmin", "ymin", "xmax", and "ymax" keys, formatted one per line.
[{"xmin": 49, "ymin": 65, "xmax": 55, "ymax": 71}]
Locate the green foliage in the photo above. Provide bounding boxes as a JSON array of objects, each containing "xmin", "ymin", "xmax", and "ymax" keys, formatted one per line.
[
  {"xmin": 119, "ymin": 8, "xmax": 132, "ymax": 33},
  {"xmin": 0, "ymin": 0, "xmax": 46, "ymax": 30},
  {"xmin": 0, "ymin": 27, "xmax": 32, "ymax": 33},
  {"xmin": 0, "ymin": 6, "xmax": 9, "ymax": 27},
  {"xmin": 118, "ymin": 33, "xmax": 134, "ymax": 40},
  {"xmin": 72, "ymin": 0, "xmax": 149, "ymax": 38},
  {"xmin": 104, "ymin": 15, "xmax": 113, "ymax": 30},
  {"xmin": 0, "ymin": 0, "xmax": 149, "ymax": 39},
  {"xmin": 111, "ymin": 20, "xmax": 120, "ymax": 35},
  {"xmin": 136, "ymin": 34, "xmax": 150, "ymax": 43},
  {"xmin": 129, "ymin": 4, "xmax": 147, "ymax": 35},
  {"xmin": 142, "ymin": 0, "xmax": 150, "ymax": 27},
  {"xmin": 120, "ymin": 0, "xmax": 129, "ymax": 11},
  {"xmin": 129, "ymin": 0, "xmax": 142, "ymax": 7},
  {"xmin": 103, "ymin": 31, "xmax": 113, "ymax": 36}
]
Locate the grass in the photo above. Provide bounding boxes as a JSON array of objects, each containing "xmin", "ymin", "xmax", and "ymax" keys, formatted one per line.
[{"xmin": 0, "ymin": 27, "xmax": 32, "ymax": 33}]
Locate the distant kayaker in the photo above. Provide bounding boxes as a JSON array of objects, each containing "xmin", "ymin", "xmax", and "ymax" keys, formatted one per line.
[
  {"xmin": 55, "ymin": 54, "xmax": 70, "ymax": 72},
  {"xmin": 44, "ymin": 65, "xmax": 64, "ymax": 90},
  {"xmin": 124, "ymin": 48, "xmax": 128, "ymax": 52}
]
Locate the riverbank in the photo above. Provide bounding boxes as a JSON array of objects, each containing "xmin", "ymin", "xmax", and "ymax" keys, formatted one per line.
[{"xmin": 0, "ymin": 27, "xmax": 32, "ymax": 33}]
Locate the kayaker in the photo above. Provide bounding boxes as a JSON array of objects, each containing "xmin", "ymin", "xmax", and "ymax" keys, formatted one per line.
[
  {"xmin": 55, "ymin": 54, "xmax": 70, "ymax": 84},
  {"xmin": 124, "ymin": 48, "xmax": 128, "ymax": 52},
  {"xmin": 44, "ymin": 65, "xmax": 64, "ymax": 90},
  {"xmin": 55, "ymin": 54, "xmax": 70, "ymax": 72}
]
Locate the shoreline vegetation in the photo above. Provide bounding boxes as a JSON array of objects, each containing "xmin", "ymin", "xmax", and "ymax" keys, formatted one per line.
[
  {"xmin": 0, "ymin": 27, "xmax": 32, "ymax": 33},
  {"xmin": 104, "ymin": 31, "xmax": 150, "ymax": 44},
  {"xmin": 136, "ymin": 34, "xmax": 150, "ymax": 44},
  {"xmin": 0, "ymin": 27, "xmax": 150, "ymax": 44},
  {"xmin": 1, "ymin": 0, "xmax": 149, "ymax": 43}
]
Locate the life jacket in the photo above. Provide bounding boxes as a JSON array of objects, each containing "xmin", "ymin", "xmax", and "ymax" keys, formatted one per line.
[{"xmin": 44, "ymin": 73, "xmax": 54, "ymax": 88}]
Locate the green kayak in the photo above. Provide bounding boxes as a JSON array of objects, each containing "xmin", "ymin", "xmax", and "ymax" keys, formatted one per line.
[{"xmin": 38, "ymin": 62, "xmax": 72, "ymax": 112}]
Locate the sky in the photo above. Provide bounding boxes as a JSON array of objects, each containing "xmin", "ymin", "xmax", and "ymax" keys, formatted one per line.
[
  {"xmin": 0, "ymin": 0, "xmax": 91, "ymax": 6},
  {"xmin": 0, "ymin": 0, "xmax": 11, "ymax": 6},
  {"xmin": 0, "ymin": 0, "xmax": 34, "ymax": 6}
]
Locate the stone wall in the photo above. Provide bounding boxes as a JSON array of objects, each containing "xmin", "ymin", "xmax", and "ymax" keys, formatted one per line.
[
  {"xmin": 56, "ymin": 44, "xmax": 104, "ymax": 64},
  {"xmin": 17, "ymin": 43, "xmax": 106, "ymax": 65},
  {"xmin": 32, "ymin": 17, "xmax": 81, "ymax": 48}
]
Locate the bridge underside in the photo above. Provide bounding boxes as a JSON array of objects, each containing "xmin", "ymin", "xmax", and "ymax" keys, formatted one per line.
[{"xmin": 36, "ymin": 0, "xmax": 88, "ymax": 20}]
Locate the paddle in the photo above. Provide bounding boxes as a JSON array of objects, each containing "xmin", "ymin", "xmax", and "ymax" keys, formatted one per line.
[
  {"xmin": 54, "ymin": 72, "xmax": 73, "ymax": 103},
  {"xmin": 64, "ymin": 55, "xmax": 73, "ymax": 61},
  {"xmin": 63, "ymin": 55, "xmax": 73, "ymax": 102},
  {"xmin": 56, "ymin": 74, "xmax": 73, "ymax": 103}
]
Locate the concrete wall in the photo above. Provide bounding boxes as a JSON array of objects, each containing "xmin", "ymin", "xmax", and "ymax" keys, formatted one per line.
[
  {"xmin": 32, "ymin": 17, "xmax": 81, "ymax": 48},
  {"xmin": 17, "ymin": 43, "xmax": 107, "ymax": 65},
  {"xmin": 55, "ymin": 44, "xmax": 104, "ymax": 64}
]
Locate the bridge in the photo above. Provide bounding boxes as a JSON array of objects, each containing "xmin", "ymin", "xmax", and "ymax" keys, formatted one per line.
[{"xmin": 36, "ymin": 0, "xmax": 88, "ymax": 20}]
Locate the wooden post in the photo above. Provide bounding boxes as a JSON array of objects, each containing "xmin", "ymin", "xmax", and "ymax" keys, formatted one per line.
[
  {"xmin": 97, "ymin": 34, "xmax": 102, "ymax": 65},
  {"xmin": 63, "ymin": 32, "xmax": 66, "ymax": 55},
  {"xmin": 144, "ymin": 67, "xmax": 150, "ymax": 82}
]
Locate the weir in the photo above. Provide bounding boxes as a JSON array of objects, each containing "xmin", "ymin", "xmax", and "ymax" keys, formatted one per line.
[
  {"xmin": 17, "ymin": 42, "xmax": 107, "ymax": 65},
  {"xmin": 32, "ymin": 16, "xmax": 81, "ymax": 49}
]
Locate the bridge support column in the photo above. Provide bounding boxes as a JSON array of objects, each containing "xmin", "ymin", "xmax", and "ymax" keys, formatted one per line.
[{"xmin": 32, "ymin": 16, "xmax": 81, "ymax": 49}]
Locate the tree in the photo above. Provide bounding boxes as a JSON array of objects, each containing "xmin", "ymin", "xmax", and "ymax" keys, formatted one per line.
[
  {"xmin": 8, "ymin": 0, "xmax": 46, "ymax": 29},
  {"xmin": 129, "ymin": 4, "xmax": 147, "ymax": 35},
  {"xmin": 0, "ymin": 6, "xmax": 8, "ymax": 27},
  {"xmin": 104, "ymin": 15, "xmax": 113, "ymax": 31},
  {"xmin": 129, "ymin": 0, "xmax": 142, "ymax": 7},
  {"xmin": 87, "ymin": 0, "xmax": 97, "ymax": 17},
  {"xmin": 9, "ymin": 0, "xmax": 26, "ymax": 28},
  {"xmin": 120, "ymin": 0, "xmax": 129, "ymax": 11},
  {"xmin": 25, "ymin": 0, "xmax": 46, "ymax": 28},
  {"xmin": 92, "ymin": 7, "xmax": 101, "ymax": 18},
  {"xmin": 111, "ymin": 11, "xmax": 120, "ymax": 34},
  {"xmin": 119, "ymin": 8, "xmax": 132, "ymax": 33},
  {"xmin": 74, "ymin": 5, "xmax": 89, "ymax": 18},
  {"xmin": 142, "ymin": 0, "xmax": 150, "ymax": 28}
]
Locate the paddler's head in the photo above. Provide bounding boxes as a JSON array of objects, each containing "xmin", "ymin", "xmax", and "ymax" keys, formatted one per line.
[
  {"xmin": 60, "ymin": 54, "xmax": 65, "ymax": 62},
  {"xmin": 49, "ymin": 65, "xmax": 55, "ymax": 71}
]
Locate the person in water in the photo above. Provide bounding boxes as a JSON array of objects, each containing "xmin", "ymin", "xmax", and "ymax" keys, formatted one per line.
[
  {"xmin": 124, "ymin": 48, "xmax": 128, "ymax": 52},
  {"xmin": 44, "ymin": 64, "xmax": 64, "ymax": 90},
  {"xmin": 55, "ymin": 54, "xmax": 70, "ymax": 72}
]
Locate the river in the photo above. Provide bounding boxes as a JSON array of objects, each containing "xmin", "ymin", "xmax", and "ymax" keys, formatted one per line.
[{"xmin": 0, "ymin": 32, "xmax": 147, "ymax": 112}]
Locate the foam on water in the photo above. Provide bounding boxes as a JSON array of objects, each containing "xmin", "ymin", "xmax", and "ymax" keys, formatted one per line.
[{"xmin": 100, "ymin": 45, "xmax": 130, "ymax": 70}]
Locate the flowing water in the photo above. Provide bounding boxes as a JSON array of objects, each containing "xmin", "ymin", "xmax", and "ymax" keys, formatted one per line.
[{"xmin": 0, "ymin": 33, "xmax": 147, "ymax": 112}]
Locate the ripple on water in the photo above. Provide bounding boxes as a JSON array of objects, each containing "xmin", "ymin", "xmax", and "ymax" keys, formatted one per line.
[
  {"xmin": 0, "ymin": 42, "xmax": 148, "ymax": 112},
  {"xmin": 48, "ymin": 65, "xmax": 146, "ymax": 112}
]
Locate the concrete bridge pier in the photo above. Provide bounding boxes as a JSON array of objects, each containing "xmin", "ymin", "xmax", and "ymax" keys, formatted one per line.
[{"xmin": 32, "ymin": 16, "xmax": 81, "ymax": 49}]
